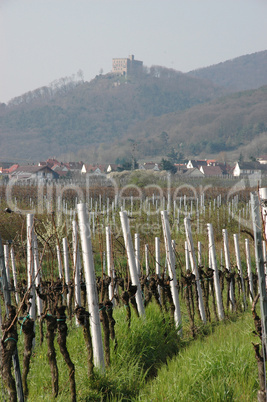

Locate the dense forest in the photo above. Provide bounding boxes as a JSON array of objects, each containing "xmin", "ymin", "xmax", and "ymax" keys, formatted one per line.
[{"xmin": 0, "ymin": 50, "xmax": 267, "ymax": 163}]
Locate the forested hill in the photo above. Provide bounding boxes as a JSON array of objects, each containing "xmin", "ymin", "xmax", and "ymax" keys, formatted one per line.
[
  {"xmin": 0, "ymin": 68, "xmax": 224, "ymax": 161},
  {"xmin": 123, "ymin": 85, "xmax": 267, "ymax": 161},
  {"xmin": 0, "ymin": 50, "xmax": 267, "ymax": 163},
  {"xmin": 187, "ymin": 50, "xmax": 267, "ymax": 92}
]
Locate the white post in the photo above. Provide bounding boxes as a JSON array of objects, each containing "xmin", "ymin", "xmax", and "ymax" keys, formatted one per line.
[
  {"xmin": 245, "ymin": 238, "xmax": 254, "ymax": 301},
  {"xmin": 233, "ymin": 234, "xmax": 247, "ymax": 309},
  {"xmin": 3, "ymin": 244, "xmax": 10, "ymax": 285},
  {"xmin": 155, "ymin": 237, "xmax": 161, "ymax": 300},
  {"xmin": 263, "ymin": 240, "xmax": 267, "ymax": 279},
  {"xmin": 145, "ymin": 244, "xmax": 149, "ymax": 277},
  {"xmin": 119, "ymin": 212, "xmax": 145, "ymax": 316},
  {"xmin": 161, "ymin": 210, "xmax": 182, "ymax": 333},
  {"xmin": 56, "ymin": 244, "xmax": 63, "ymax": 279},
  {"xmin": 185, "ymin": 241, "xmax": 190, "ymax": 271},
  {"xmin": 222, "ymin": 229, "xmax": 235, "ymax": 309},
  {"xmin": 207, "ymin": 223, "xmax": 224, "ymax": 320},
  {"xmin": 72, "ymin": 220, "xmax": 81, "ymax": 307},
  {"xmin": 62, "ymin": 237, "xmax": 70, "ymax": 306},
  {"xmin": 10, "ymin": 246, "xmax": 19, "ymax": 305},
  {"xmin": 135, "ymin": 233, "xmax": 141, "ymax": 276},
  {"xmin": 184, "ymin": 217, "xmax": 206, "ymax": 323},
  {"xmin": 106, "ymin": 226, "xmax": 115, "ymax": 302},
  {"xmin": 27, "ymin": 214, "xmax": 36, "ymax": 320},
  {"xmin": 197, "ymin": 241, "xmax": 202, "ymax": 266},
  {"xmin": 155, "ymin": 237, "xmax": 160, "ymax": 276},
  {"xmin": 77, "ymin": 203, "xmax": 105, "ymax": 370},
  {"xmin": 33, "ymin": 234, "xmax": 42, "ymax": 318}
]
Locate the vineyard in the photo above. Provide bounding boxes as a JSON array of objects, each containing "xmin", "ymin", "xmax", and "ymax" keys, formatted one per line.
[{"xmin": 0, "ymin": 179, "xmax": 266, "ymax": 401}]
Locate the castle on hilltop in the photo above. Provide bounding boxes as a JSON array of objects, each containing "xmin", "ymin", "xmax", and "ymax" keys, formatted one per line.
[{"xmin": 112, "ymin": 55, "xmax": 143, "ymax": 76}]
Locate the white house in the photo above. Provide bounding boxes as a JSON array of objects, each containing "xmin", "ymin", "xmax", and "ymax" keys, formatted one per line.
[{"xmin": 233, "ymin": 162, "xmax": 263, "ymax": 177}]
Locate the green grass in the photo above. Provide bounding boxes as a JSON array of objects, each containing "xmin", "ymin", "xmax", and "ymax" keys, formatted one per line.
[
  {"xmin": 136, "ymin": 311, "xmax": 258, "ymax": 402},
  {"xmin": 21, "ymin": 303, "xmax": 180, "ymax": 401},
  {"xmin": 11, "ymin": 303, "xmax": 259, "ymax": 401}
]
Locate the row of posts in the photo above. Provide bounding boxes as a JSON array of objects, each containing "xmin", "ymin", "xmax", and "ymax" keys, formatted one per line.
[{"xmin": 1, "ymin": 189, "xmax": 267, "ymax": 401}]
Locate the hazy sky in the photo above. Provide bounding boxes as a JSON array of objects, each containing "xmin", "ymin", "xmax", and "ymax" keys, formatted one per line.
[{"xmin": 1, "ymin": 0, "xmax": 267, "ymax": 103}]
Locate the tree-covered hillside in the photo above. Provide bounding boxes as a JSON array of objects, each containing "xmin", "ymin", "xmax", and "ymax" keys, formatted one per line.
[
  {"xmin": 187, "ymin": 50, "xmax": 267, "ymax": 92},
  {"xmin": 123, "ymin": 85, "xmax": 267, "ymax": 162},
  {"xmin": 1, "ymin": 50, "xmax": 267, "ymax": 163},
  {"xmin": 0, "ymin": 68, "xmax": 224, "ymax": 161}
]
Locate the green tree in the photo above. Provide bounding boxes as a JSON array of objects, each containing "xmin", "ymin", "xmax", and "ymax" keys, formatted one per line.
[{"xmin": 161, "ymin": 158, "xmax": 177, "ymax": 173}]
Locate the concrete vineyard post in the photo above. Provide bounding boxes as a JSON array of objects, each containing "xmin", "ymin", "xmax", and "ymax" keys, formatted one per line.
[
  {"xmin": 233, "ymin": 234, "xmax": 247, "ymax": 309},
  {"xmin": 161, "ymin": 210, "xmax": 182, "ymax": 333},
  {"xmin": 134, "ymin": 233, "xmax": 141, "ymax": 276},
  {"xmin": 245, "ymin": 238, "xmax": 254, "ymax": 301},
  {"xmin": 207, "ymin": 223, "xmax": 224, "ymax": 320},
  {"xmin": 185, "ymin": 241, "xmax": 190, "ymax": 271},
  {"xmin": 3, "ymin": 244, "xmax": 10, "ymax": 285},
  {"xmin": 33, "ymin": 234, "xmax": 42, "ymax": 318},
  {"xmin": 10, "ymin": 246, "xmax": 19, "ymax": 305},
  {"xmin": 62, "ymin": 237, "xmax": 70, "ymax": 306},
  {"xmin": 0, "ymin": 235, "xmax": 24, "ymax": 401},
  {"xmin": 263, "ymin": 241, "xmax": 267, "ymax": 278},
  {"xmin": 106, "ymin": 226, "xmax": 115, "ymax": 302},
  {"xmin": 145, "ymin": 244, "xmax": 149, "ymax": 277},
  {"xmin": 27, "ymin": 214, "xmax": 36, "ymax": 320},
  {"xmin": 197, "ymin": 241, "xmax": 202, "ymax": 266},
  {"xmin": 250, "ymin": 192, "xmax": 267, "ymax": 353},
  {"xmin": 222, "ymin": 229, "xmax": 235, "ymax": 309},
  {"xmin": 77, "ymin": 203, "xmax": 105, "ymax": 370},
  {"xmin": 155, "ymin": 236, "xmax": 161, "ymax": 301},
  {"xmin": 184, "ymin": 217, "xmax": 206, "ymax": 323},
  {"xmin": 72, "ymin": 220, "xmax": 81, "ymax": 308},
  {"xmin": 56, "ymin": 244, "xmax": 63, "ymax": 279},
  {"xmin": 120, "ymin": 211, "xmax": 145, "ymax": 316}
]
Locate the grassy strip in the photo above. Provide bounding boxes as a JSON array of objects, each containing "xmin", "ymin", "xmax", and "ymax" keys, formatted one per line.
[
  {"xmin": 136, "ymin": 311, "xmax": 259, "ymax": 401},
  {"xmin": 11, "ymin": 303, "xmax": 259, "ymax": 401},
  {"xmin": 23, "ymin": 303, "xmax": 180, "ymax": 401}
]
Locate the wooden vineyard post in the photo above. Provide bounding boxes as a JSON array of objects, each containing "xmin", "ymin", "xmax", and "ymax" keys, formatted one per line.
[
  {"xmin": 161, "ymin": 210, "xmax": 182, "ymax": 334},
  {"xmin": 184, "ymin": 217, "xmax": 206, "ymax": 323},
  {"xmin": 251, "ymin": 192, "xmax": 267, "ymax": 351},
  {"xmin": 0, "ymin": 235, "xmax": 24, "ymax": 401},
  {"xmin": 222, "ymin": 229, "xmax": 235, "ymax": 310},
  {"xmin": 207, "ymin": 223, "xmax": 224, "ymax": 320},
  {"xmin": 106, "ymin": 226, "xmax": 115, "ymax": 302},
  {"xmin": 245, "ymin": 238, "xmax": 254, "ymax": 301},
  {"xmin": 77, "ymin": 203, "xmax": 105, "ymax": 371},
  {"xmin": 27, "ymin": 214, "xmax": 36, "ymax": 320},
  {"xmin": 233, "ymin": 234, "xmax": 247, "ymax": 310},
  {"xmin": 120, "ymin": 212, "xmax": 145, "ymax": 316}
]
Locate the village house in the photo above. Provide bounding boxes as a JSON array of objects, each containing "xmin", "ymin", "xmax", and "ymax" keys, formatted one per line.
[
  {"xmin": 11, "ymin": 165, "xmax": 59, "ymax": 181},
  {"xmin": 107, "ymin": 164, "xmax": 119, "ymax": 173},
  {"xmin": 81, "ymin": 164, "xmax": 107, "ymax": 174},
  {"xmin": 139, "ymin": 162, "xmax": 160, "ymax": 171},
  {"xmin": 233, "ymin": 161, "xmax": 267, "ymax": 177},
  {"xmin": 257, "ymin": 155, "xmax": 267, "ymax": 165},
  {"xmin": 199, "ymin": 165, "xmax": 223, "ymax": 177},
  {"xmin": 182, "ymin": 168, "xmax": 204, "ymax": 178},
  {"xmin": 186, "ymin": 160, "xmax": 207, "ymax": 169}
]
